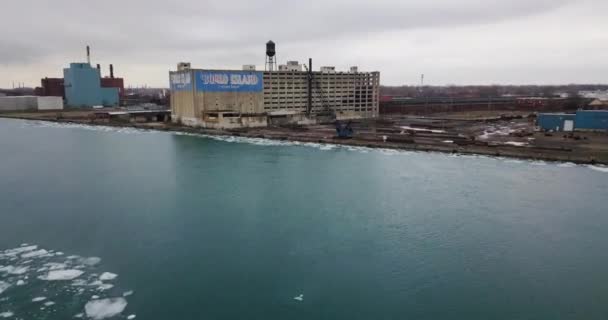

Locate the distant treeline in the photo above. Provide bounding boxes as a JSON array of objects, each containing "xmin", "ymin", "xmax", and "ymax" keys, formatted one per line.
[{"xmin": 380, "ymin": 84, "xmax": 608, "ymax": 98}]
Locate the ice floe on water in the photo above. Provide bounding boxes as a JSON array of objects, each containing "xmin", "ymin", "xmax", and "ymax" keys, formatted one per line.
[
  {"xmin": 0, "ymin": 244, "xmax": 134, "ymax": 319},
  {"xmin": 127, "ymin": 314, "xmax": 136, "ymax": 319},
  {"xmin": 39, "ymin": 269, "xmax": 84, "ymax": 280},
  {"xmin": 0, "ymin": 312, "xmax": 14, "ymax": 318},
  {"xmin": 99, "ymin": 272, "xmax": 117, "ymax": 281},
  {"xmin": 85, "ymin": 298, "xmax": 127, "ymax": 320},
  {"xmin": 293, "ymin": 294, "xmax": 304, "ymax": 301}
]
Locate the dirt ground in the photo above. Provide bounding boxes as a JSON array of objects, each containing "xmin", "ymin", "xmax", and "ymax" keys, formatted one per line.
[{"xmin": 2, "ymin": 109, "xmax": 607, "ymax": 164}]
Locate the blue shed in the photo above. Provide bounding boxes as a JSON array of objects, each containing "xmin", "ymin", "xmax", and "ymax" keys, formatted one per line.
[
  {"xmin": 574, "ymin": 110, "xmax": 608, "ymax": 131},
  {"xmin": 537, "ymin": 113, "xmax": 576, "ymax": 132},
  {"xmin": 63, "ymin": 63, "xmax": 119, "ymax": 108}
]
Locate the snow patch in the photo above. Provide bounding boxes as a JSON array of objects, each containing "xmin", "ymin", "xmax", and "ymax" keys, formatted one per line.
[
  {"xmin": 99, "ymin": 272, "xmax": 117, "ymax": 281},
  {"xmin": 504, "ymin": 141, "xmax": 527, "ymax": 147},
  {"xmin": 84, "ymin": 298, "xmax": 127, "ymax": 320},
  {"xmin": 39, "ymin": 269, "xmax": 84, "ymax": 281},
  {"xmin": 401, "ymin": 126, "xmax": 445, "ymax": 133}
]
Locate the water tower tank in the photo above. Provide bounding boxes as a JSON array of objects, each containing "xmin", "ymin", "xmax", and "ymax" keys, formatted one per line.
[{"xmin": 266, "ymin": 41, "xmax": 276, "ymax": 57}]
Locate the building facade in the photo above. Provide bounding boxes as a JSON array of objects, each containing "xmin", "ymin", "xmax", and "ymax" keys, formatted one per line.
[
  {"xmin": 537, "ymin": 110, "xmax": 608, "ymax": 132},
  {"xmin": 64, "ymin": 63, "xmax": 119, "ymax": 108},
  {"xmin": 170, "ymin": 65, "xmax": 379, "ymax": 128}
]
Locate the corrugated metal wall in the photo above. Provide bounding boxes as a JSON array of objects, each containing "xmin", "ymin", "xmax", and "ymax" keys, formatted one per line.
[
  {"xmin": 575, "ymin": 111, "xmax": 608, "ymax": 130},
  {"xmin": 537, "ymin": 113, "xmax": 575, "ymax": 131}
]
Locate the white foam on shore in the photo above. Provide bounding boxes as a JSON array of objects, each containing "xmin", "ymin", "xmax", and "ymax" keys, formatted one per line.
[
  {"xmin": 557, "ymin": 162, "xmax": 577, "ymax": 168},
  {"xmin": 84, "ymin": 298, "xmax": 127, "ymax": 320},
  {"xmin": 39, "ymin": 269, "xmax": 84, "ymax": 281},
  {"xmin": 99, "ymin": 272, "xmax": 117, "ymax": 281},
  {"xmin": 0, "ymin": 312, "xmax": 14, "ymax": 318},
  {"xmin": 588, "ymin": 165, "xmax": 608, "ymax": 173}
]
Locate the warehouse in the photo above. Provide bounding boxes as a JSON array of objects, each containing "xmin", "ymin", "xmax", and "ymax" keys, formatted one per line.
[
  {"xmin": 170, "ymin": 57, "xmax": 379, "ymax": 128},
  {"xmin": 537, "ymin": 110, "xmax": 608, "ymax": 132}
]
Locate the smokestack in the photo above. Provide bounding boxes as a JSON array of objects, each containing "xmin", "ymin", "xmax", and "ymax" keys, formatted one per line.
[
  {"xmin": 110, "ymin": 64, "xmax": 114, "ymax": 79},
  {"xmin": 86, "ymin": 45, "xmax": 91, "ymax": 64}
]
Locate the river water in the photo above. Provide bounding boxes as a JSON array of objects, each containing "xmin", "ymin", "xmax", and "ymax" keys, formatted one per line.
[{"xmin": 0, "ymin": 118, "xmax": 607, "ymax": 320}]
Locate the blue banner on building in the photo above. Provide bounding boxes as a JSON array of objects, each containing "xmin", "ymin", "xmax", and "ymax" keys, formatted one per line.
[
  {"xmin": 170, "ymin": 72, "xmax": 192, "ymax": 91},
  {"xmin": 195, "ymin": 71, "xmax": 263, "ymax": 92}
]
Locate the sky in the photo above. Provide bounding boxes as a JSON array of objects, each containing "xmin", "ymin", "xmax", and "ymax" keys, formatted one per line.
[{"xmin": 1, "ymin": 0, "xmax": 606, "ymax": 88}]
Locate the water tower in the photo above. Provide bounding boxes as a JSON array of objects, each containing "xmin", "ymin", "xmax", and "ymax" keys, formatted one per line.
[{"xmin": 265, "ymin": 41, "xmax": 277, "ymax": 71}]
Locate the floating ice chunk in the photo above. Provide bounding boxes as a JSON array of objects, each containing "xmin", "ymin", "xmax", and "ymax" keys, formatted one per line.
[
  {"xmin": 44, "ymin": 301, "xmax": 55, "ymax": 307},
  {"xmin": 122, "ymin": 291, "xmax": 134, "ymax": 297},
  {"xmin": 74, "ymin": 313, "xmax": 84, "ymax": 318},
  {"xmin": 32, "ymin": 297, "xmax": 46, "ymax": 302},
  {"xmin": 92, "ymin": 295, "xmax": 100, "ymax": 299},
  {"xmin": 89, "ymin": 280, "xmax": 103, "ymax": 287},
  {"xmin": 81, "ymin": 257, "xmax": 101, "ymax": 266},
  {"xmin": 16, "ymin": 280, "xmax": 25, "ymax": 286},
  {"xmin": 98, "ymin": 283, "xmax": 114, "ymax": 291},
  {"xmin": 66, "ymin": 255, "xmax": 80, "ymax": 260},
  {"xmin": 21, "ymin": 249, "xmax": 48, "ymax": 259},
  {"xmin": 20, "ymin": 243, "xmax": 29, "ymax": 247},
  {"xmin": 0, "ymin": 281, "xmax": 10, "ymax": 294},
  {"xmin": 127, "ymin": 315, "xmax": 136, "ymax": 319},
  {"xmin": 10, "ymin": 266, "xmax": 28, "ymax": 275},
  {"xmin": 44, "ymin": 262, "xmax": 67, "ymax": 270},
  {"xmin": 0, "ymin": 312, "xmax": 14, "ymax": 318},
  {"xmin": 39, "ymin": 269, "xmax": 84, "ymax": 281},
  {"xmin": 71, "ymin": 279, "xmax": 88, "ymax": 287},
  {"xmin": 55, "ymin": 252, "xmax": 64, "ymax": 256},
  {"xmin": 84, "ymin": 298, "xmax": 127, "ymax": 320},
  {"xmin": 293, "ymin": 294, "xmax": 304, "ymax": 301},
  {"xmin": 19, "ymin": 260, "xmax": 32, "ymax": 265},
  {"xmin": 99, "ymin": 272, "xmax": 117, "ymax": 281},
  {"xmin": 3, "ymin": 245, "xmax": 37, "ymax": 257},
  {"xmin": 588, "ymin": 165, "xmax": 608, "ymax": 173}
]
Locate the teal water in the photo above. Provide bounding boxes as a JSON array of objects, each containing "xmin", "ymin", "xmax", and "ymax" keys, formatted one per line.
[{"xmin": 1, "ymin": 118, "xmax": 607, "ymax": 320}]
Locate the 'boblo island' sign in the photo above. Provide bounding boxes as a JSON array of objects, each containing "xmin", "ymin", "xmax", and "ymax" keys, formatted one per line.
[{"xmin": 196, "ymin": 71, "xmax": 263, "ymax": 92}]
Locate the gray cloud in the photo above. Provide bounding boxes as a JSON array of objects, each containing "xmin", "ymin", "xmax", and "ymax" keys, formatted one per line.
[{"xmin": 0, "ymin": 0, "xmax": 606, "ymax": 86}]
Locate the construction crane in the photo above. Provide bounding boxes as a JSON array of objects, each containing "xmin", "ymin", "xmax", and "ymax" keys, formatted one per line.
[{"xmin": 303, "ymin": 61, "xmax": 332, "ymax": 116}]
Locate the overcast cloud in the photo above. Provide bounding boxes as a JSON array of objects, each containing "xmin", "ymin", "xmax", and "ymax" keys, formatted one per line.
[{"xmin": 1, "ymin": 0, "xmax": 606, "ymax": 87}]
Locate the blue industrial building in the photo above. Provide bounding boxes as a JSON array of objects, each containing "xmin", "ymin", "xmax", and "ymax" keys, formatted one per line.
[
  {"xmin": 63, "ymin": 63, "xmax": 119, "ymax": 108},
  {"xmin": 537, "ymin": 110, "xmax": 608, "ymax": 132}
]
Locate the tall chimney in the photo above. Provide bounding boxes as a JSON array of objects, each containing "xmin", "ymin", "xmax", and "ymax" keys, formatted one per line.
[
  {"xmin": 110, "ymin": 64, "xmax": 114, "ymax": 79},
  {"xmin": 86, "ymin": 45, "xmax": 91, "ymax": 64}
]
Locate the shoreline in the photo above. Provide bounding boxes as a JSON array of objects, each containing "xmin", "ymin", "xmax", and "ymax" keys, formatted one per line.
[{"xmin": 2, "ymin": 114, "xmax": 606, "ymax": 165}]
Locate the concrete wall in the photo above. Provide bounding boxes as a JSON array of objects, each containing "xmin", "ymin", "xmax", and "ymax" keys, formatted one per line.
[
  {"xmin": 0, "ymin": 96, "xmax": 63, "ymax": 111},
  {"xmin": 37, "ymin": 96, "xmax": 64, "ymax": 110}
]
